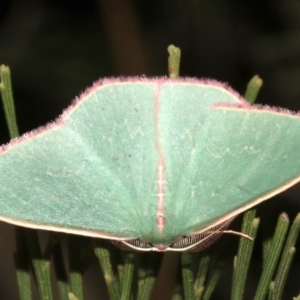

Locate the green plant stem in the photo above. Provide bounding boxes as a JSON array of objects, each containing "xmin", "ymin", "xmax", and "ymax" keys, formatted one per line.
[
  {"xmin": 68, "ymin": 292, "xmax": 79, "ymax": 300},
  {"xmin": 194, "ymin": 249, "xmax": 211, "ymax": 299},
  {"xmin": 254, "ymin": 213, "xmax": 289, "ymax": 300},
  {"xmin": 137, "ymin": 269, "xmax": 156, "ymax": 300},
  {"xmin": 137, "ymin": 268, "xmax": 156, "ymax": 300},
  {"xmin": 137, "ymin": 254, "xmax": 160, "ymax": 300},
  {"xmin": 168, "ymin": 45, "xmax": 181, "ymax": 78},
  {"xmin": 202, "ymin": 258, "xmax": 225, "ymax": 300},
  {"xmin": 118, "ymin": 263, "xmax": 124, "ymax": 290},
  {"xmin": 293, "ymin": 294, "xmax": 300, "ymax": 300},
  {"xmin": 172, "ymin": 284, "xmax": 183, "ymax": 300},
  {"xmin": 94, "ymin": 240, "xmax": 120, "ymax": 300},
  {"xmin": 172, "ymin": 293, "xmax": 183, "ymax": 300},
  {"xmin": 270, "ymin": 247, "xmax": 295, "ymax": 300},
  {"xmin": 231, "ymin": 210, "xmax": 260, "ymax": 300},
  {"xmin": 25, "ymin": 229, "xmax": 53, "ymax": 300},
  {"xmin": 181, "ymin": 253, "xmax": 195, "ymax": 300},
  {"xmin": 244, "ymin": 75, "xmax": 263, "ymax": 104},
  {"xmin": 14, "ymin": 227, "xmax": 32, "ymax": 300},
  {"xmin": 0, "ymin": 65, "xmax": 19, "ymax": 138},
  {"xmin": 121, "ymin": 252, "xmax": 135, "ymax": 300},
  {"xmin": 262, "ymin": 205, "xmax": 278, "ymax": 268},
  {"xmin": 269, "ymin": 281, "xmax": 275, "ymax": 300},
  {"xmin": 271, "ymin": 213, "xmax": 300, "ymax": 300}
]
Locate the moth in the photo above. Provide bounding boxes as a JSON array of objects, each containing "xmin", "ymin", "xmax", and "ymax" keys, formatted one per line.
[{"xmin": 1, "ymin": 78, "xmax": 300, "ymax": 251}]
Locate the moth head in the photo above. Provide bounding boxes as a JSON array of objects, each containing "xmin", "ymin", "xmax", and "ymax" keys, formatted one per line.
[{"xmin": 111, "ymin": 218, "xmax": 234, "ymax": 252}]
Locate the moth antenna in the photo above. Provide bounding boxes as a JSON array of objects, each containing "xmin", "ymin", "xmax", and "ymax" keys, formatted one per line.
[{"xmin": 218, "ymin": 230, "xmax": 253, "ymax": 241}]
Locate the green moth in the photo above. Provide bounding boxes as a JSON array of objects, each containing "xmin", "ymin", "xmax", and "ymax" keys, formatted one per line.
[{"xmin": 0, "ymin": 78, "xmax": 300, "ymax": 251}]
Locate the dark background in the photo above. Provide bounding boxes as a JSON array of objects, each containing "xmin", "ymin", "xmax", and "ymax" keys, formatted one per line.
[{"xmin": 0, "ymin": 0, "xmax": 300, "ymax": 299}]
